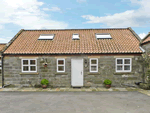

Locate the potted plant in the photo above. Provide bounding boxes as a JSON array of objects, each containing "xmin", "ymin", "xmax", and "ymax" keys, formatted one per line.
[
  {"xmin": 41, "ymin": 79, "xmax": 49, "ymax": 88},
  {"xmin": 103, "ymin": 79, "xmax": 112, "ymax": 88}
]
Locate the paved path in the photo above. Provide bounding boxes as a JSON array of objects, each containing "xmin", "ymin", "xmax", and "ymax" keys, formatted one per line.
[{"xmin": 0, "ymin": 92, "xmax": 150, "ymax": 113}]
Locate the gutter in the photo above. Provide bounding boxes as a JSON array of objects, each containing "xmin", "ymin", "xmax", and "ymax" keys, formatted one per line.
[{"xmin": 139, "ymin": 46, "xmax": 145, "ymax": 53}]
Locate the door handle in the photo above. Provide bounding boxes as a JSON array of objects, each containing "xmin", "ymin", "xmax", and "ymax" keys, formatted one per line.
[{"xmin": 81, "ymin": 71, "xmax": 82, "ymax": 75}]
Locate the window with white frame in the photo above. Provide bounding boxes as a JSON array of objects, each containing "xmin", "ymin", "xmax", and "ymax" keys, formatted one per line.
[
  {"xmin": 72, "ymin": 33, "xmax": 79, "ymax": 40},
  {"xmin": 90, "ymin": 58, "xmax": 98, "ymax": 72},
  {"xmin": 0, "ymin": 60, "xmax": 1, "ymax": 70},
  {"xmin": 57, "ymin": 59, "xmax": 65, "ymax": 72},
  {"xmin": 22, "ymin": 59, "xmax": 37, "ymax": 72},
  {"xmin": 116, "ymin": 58, "xmax": 132, "ymax": 72}
]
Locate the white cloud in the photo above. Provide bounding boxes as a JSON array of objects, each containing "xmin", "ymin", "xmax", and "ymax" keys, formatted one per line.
[
  {"xmin": 0, "ymin": 0, "xmax": 68, "ymax": 29},
  {"xmin": 0, "ymin": 37, "xmax": 12, "ymax": 43},
  {"xmin": 43, "ymin": 7, "xmax": 61, "ymax": 12},
  {"xmin": 138, "ymin": 33, "xmax": 147, "ymax": 39},
  {"xmin": 82, "ymin": 0, "xmax": 150, "ymax": 27},
  {"xmin": 77, "ymin": 0, "xmax": 86, "ymax": 3}
]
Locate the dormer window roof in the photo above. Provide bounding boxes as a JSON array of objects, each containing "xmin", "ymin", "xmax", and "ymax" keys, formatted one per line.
[
  {"xmin": 96, "ymin": 33, "xmax": 112, "ymax": 39},
  {"xmin": 72, "ymin": 33, "xmax": 79, "ymax": 40},
  {"xmin": 38, "ymin": 34, "xmax": 54, "ymax": 40}
]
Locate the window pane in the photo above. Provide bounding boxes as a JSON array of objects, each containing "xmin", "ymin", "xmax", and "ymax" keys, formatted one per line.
[
  {"xmin": 117, "ymin": 59, "xmax": 122, "ymax": 64},
  {"xmin": 23, "ymin": 66, "xmax": 28, "ymax": 71},
  {"xmin": 58, "ymin": 66, "xmax": 64, "ymax": 71},
  {"xmin": 30, "ymin": 66, "xmax": 36, "ymax": 71},
  {"xmin": 58, "ymin": 60, "xmax": 64, "ymax": 65},
  {"xmin": 124, "ymin": 65, "xmax": 130, "ymax": 70},
  {"xmin": 91, "ymin": 66, "xmax": 97, "ymax": 71},
  {"xmin": 30, "ymin": 60, "xmax": 36, "ymax": 65},
  {"xmin": 125, "ymin": 59, "xmax": 130, "ymax": 64},
  {"xmin": 91, "ymin": 60, "xmax": 97, "ymax": 64},
  {"xmin": 23, "ymin": 60, "xmax": 28, "ymax": 65},
  {"xmin": 117, "ymin": 66, "xmax": 122, "ymax": 70}
]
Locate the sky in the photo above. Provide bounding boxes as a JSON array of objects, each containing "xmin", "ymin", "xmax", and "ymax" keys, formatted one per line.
[{"xmin": 0, "ymin": 0, "xmax": 149, "ymax": 43}]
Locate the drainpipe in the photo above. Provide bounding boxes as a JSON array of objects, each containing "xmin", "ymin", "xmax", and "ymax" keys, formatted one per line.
[{"xmin": 1, "ymin": 54, "xmax": 4, "ymax": 87}]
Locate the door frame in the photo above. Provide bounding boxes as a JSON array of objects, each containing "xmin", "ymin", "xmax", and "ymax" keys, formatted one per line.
[{"xmin": 71, "ymin": 58, "xmax": 84, "ymax": 87}]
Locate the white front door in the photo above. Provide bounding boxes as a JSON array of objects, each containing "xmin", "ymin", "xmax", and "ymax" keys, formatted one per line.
[{"xmin": 71, "ymin": 59, "xmax": 83, "ymax": 87}]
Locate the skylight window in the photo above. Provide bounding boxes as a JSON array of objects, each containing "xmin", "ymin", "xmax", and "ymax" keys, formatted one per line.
[
  {"xmin": 72, "ymin": 34, "xmax": 79, "ymax": 40},
  {"xmin": 38, "ymin": 34, "xmax": 54, "ymax": 40},
  {"xmin": 96, "ymin": 33, "xmax": 112, "ymax": 39}
]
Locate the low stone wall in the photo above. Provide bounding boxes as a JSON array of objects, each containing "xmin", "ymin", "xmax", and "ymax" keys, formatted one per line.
[{"xmin": 3, "ymin": 54, "xmax": 143, "ymax": 88}]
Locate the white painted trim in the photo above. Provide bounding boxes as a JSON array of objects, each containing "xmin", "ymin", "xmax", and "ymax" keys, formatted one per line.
[
  {"xmin": 21, "ymin": 59, "xmax": 37, "ymax": 73},
  {"xmin": 90, "ymin": 58, "xmax": 98, "ymax": 72},
  {"xmin": 57, "ymin": 59, "xmax": 65, "ymax": 72},
  {"xmin": 116, "ymin": 58, "xmax": 132, "ymax": 72}
]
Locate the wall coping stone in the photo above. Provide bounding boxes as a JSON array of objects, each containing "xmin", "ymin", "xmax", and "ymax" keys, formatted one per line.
[{"xmin": 20, "ymin": 73, "xmax": 39, "ymax": 75}]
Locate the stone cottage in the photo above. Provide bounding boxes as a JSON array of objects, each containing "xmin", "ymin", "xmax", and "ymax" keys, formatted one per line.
[{"xmin": 1, "ymin": 27, "xmax": 145, "ymax": 88}]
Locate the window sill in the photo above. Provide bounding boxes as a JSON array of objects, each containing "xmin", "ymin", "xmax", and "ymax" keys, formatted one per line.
[
  {"xmin": 114, "ymin": 72, "xmax": 134, "ymax": 75},
  {"xmin": 20, "ymin": 72, "xmax": 39, "ymax": 75},
  {"xmin": 55, "ymin": 72, "xmax": 68, "ymax": 75},
  {"xmin": 88, "ymin": 72, "xmax": 100, "ymax": 75}
]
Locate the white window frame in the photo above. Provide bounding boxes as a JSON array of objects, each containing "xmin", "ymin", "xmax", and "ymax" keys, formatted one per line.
[
  {"xmin": 95, "ymin": 33, "xmax": 112, "ymax": 39},
  {"xmin": 72, "ymin": 33, "xmax": 79, "ymax": 40},
  {"xmin": 38, "ymin": 34, "xmax": 55, "ymax": 40},
  {"xmin": 116, "ymin": 58, "xmax": 132, "ymax": 72},
  {"xmin": 21, "ymin": 59, "xmax": 37, "ymax": 73},
  {"xmin": 0, "ymin": 60, "xmax": 1, "ymax": 70},
  {"xmin": 90, "ymin": 58, "xmax": 98, "ymax": 72},
  {"xmin": 57, "ymin": 59, "xmax": 65, "ymax": 72}
]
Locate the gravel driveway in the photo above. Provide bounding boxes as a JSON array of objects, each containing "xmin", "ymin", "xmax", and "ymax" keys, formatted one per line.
[{"xmin": 0, "ymin": 92, "xmax": 150, "ymax": 113}]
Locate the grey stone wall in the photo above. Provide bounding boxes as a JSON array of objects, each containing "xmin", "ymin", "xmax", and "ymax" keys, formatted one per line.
[
  {"xmin": 141, "ymin": 43, "xmax": 150, "ymax": 83},
  {"xmin": 142, "ymin": 43, "xmax": 150, "ymax": 53},
  {"xmin": 3, "ymin": 55, "xmax": 143, "ymax": 88}
]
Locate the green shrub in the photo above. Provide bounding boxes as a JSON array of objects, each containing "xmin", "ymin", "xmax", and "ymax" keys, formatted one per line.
[
  {"xmin": 103, "ymin": 79, "xmax": 112, "ymax": 85},
  {"xmin": 41, "ymin": 79, "xmax": 49, "ymax": 85}
]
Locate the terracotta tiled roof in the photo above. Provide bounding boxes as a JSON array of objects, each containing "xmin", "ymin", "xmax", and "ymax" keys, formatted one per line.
[
  {"xmin": 3, "ymin": 28, "xmax": 142, "ymax": 54},
  {"xmin": 142, "ymin": 33, "xmax": 150, "ymax": 44},
  {"xmin": 0, "ymin": 44, "xmax": 6, "ymax": 52}
]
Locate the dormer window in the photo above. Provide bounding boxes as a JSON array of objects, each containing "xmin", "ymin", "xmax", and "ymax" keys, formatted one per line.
[
  {"xmin": 96, "ymin": 33, "xmax": 112, "ymax": 39},
  {"xmin": 72, "ymin": 34, "xmax": 79, "ymax": 40},
  {"xmin": 38, "ymin": 34, "xmax": 54, "ymax": 40}
]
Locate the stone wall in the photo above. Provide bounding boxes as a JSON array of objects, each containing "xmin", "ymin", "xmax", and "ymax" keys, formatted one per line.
[
  {"xmin": 141, "ymin": 43, "xmax": 150, "ymax": 53},
  {"xmin": 3, "ymin": 54, "xmax": 143, "ymax": 88},
  {"xmin": 141, "ymin": 43, "xmax": 150, "ymax": 83}
]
